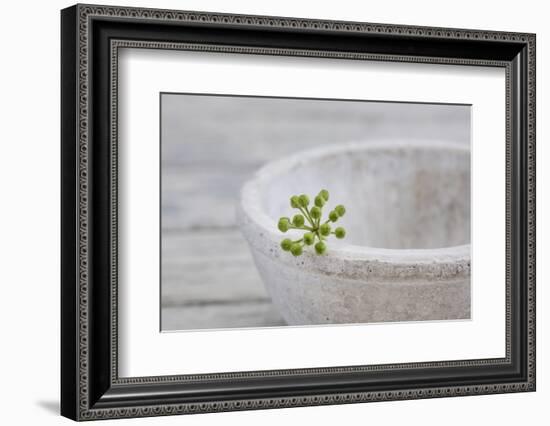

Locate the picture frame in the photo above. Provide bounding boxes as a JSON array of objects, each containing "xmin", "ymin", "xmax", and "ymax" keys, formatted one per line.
[{"xmin": 61, "ymin": 3, "xmax": 536, "ymax": 421}]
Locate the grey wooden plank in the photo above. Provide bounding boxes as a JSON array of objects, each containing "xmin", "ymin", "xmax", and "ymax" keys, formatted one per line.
[
  {"xmin": 162, "ymin": 302, "xmax": 286, "ymax": 331},
  {"xmin": 161, "ymin": 228, "xmax": 286, "ymax": 330},
  {"xmin": 162, "ymin": 228, "xmax": 250, "ymax": 262},
  {"xmin": 161, "ymin": 95, "xmax": 470, "ymax": 168},
  {"xmin": 161, "ymin": 228, "xmax": 270, "ymax": 305},
  {"xmin": 162, "ymin": 166, "xmax": 256, "ymax": 231},
  {"xmin": 162, "ymin": 260, "xmax": 269, "ymax": 305}
]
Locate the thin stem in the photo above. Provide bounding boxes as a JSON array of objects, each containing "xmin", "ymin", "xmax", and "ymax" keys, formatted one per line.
[
  {"xmin": 298, "ymin": 205, "xmax": 315, "ymax": 227},
  {"xmin": 288, "ymin": 225, "xmax": 314, "ymax": 231},
  {"xmin": 315, "ymin": 229, "xmax": 323, "ymax": 242}
]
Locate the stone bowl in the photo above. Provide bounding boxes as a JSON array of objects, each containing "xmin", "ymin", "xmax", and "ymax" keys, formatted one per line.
[{"xmin": 237, "ymin": 141, "xmax": 471, "ymax": 325}]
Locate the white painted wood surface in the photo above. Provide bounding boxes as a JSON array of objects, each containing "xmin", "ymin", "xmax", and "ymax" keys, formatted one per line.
[{"xmin": 161, "ymin": 94, "xmax": 469, "ymax": 330}]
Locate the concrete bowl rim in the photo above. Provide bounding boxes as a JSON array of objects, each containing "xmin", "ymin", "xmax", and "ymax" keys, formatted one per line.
[{"xmin": 239, "ymin": 140, "xmax": 471, "ymax": 267}]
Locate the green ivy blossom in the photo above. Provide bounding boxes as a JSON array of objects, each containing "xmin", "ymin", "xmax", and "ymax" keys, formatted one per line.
[{"xmin": 277, "ymin": 189, "xmax": 347, "ymax": 256}]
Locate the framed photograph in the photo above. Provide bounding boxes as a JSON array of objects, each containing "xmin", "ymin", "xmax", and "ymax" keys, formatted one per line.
[{"xmin": 61, "ymin": 4, "xmax": 536, "ymax": 421}]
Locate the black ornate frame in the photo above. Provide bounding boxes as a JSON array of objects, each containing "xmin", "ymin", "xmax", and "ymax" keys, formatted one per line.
[{"xmin": 61, "ymin": 3, "xmax": 536, "ymax": 421}]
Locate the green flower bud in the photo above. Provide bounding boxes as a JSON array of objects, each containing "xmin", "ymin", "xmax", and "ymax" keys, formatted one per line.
[
  {"xmin": 298, "ymin": 194, "xmax": 310, "ymax": 207},
  {"xmin": 290, "ymin": 243, "xmax": 303, "ymax": 257},
  {"xmin": 314, "ymin": 195, "xmax": 325, "ymax": 208},
  {"xmin": 320, "ymin": 223, "xmax": 331, "ymax": 236},
  {"xmin": 304, "ymin": 232, "xmax": 315, "ymax": 246},
  {"xmin": 319, "ymin": 189, "xmax": 329, "ymax": 201},
  {"xmin": 278, "ymin": 217, "xmax": 290, "ymax": 232},
  {"xmin": 315, "ymin": 241, "xmax": 327, "ymax": 255},
  {"xmin": 335, "ymin": 205, "xmax": 346, "ymax": 217},
  {"xmin": 279, "ymin": 191, "xmax": 348, "ymax": 255},
  {"xmin": 335, "ymin": 227, "xmax": 346, "ymax": 239},
  {"xmin": 310, "ymin": 206, "xmax": 321, "ymax": 219},
  {"xmin": 280, "ymin": 238, "xmax": 293, "ymax": 251},
  {"xmin": 292, "ymin": 214, "xmax": 305, "ymax": 227}
]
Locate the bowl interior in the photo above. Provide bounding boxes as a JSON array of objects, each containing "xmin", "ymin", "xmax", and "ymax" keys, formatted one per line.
[{"xmin": 259, "ymin": 142, "xmax": 470, "ymax": 250}]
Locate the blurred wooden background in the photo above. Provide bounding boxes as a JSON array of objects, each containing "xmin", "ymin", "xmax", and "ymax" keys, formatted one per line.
[{"xmin": 161, "ymin": 94, "xmax": 470, "ymax": 331}]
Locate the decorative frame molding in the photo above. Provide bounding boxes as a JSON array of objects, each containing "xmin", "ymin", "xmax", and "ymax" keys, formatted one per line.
[{"xmin": 61, "ymin": 4, "xmax": 536, "ymax": 421}]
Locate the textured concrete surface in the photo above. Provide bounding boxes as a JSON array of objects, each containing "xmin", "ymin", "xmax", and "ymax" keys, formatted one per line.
[{"xmin": 238, "ymin": 141, "xmax": 471, "ymax": 325}]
